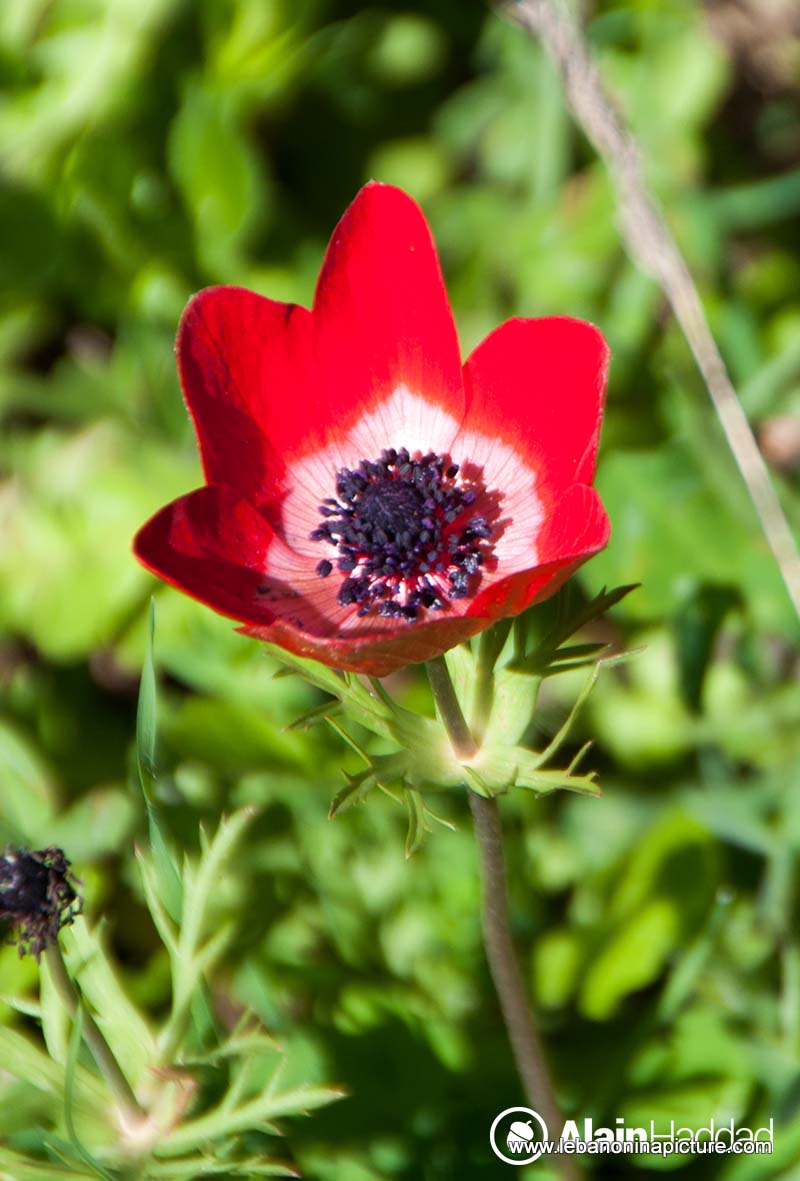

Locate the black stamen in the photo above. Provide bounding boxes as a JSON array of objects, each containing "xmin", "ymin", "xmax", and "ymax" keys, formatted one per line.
[
  {"xmin": 0, "ymin": 847, "xmax": 81, "ymax": 959},
  {"xmin": 310, "ymin": 446, "xmax": 497, "ymax": 622}
]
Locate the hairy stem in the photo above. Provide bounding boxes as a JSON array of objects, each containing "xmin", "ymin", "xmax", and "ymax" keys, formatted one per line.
[
  {"xmin": 44, "ymin": 942, "xmax": 145, "ymax": 1123},
  {"xmin": 426, "ymin": 655, "xmax": 579, "ymax": 1179}
]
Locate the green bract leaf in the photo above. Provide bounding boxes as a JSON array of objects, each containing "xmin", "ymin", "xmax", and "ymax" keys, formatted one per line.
[
  {"xmin": 329, "ymin": 753, "xmax": 407, "ymax": 818},
  {"xmin": 155, "ymin": 1083, "xmax": 347, "ymax": 1157},
  {"xmin": 512, "ymin": 582, "xmax": 638, "ymax": 676},
  {"xmin": 272, "ymin": 645, "xmax": 464, "ymax": 798},
  {"xmin": 154, "ymin": 807, "xmax": 258, "ymax": 1067},
  {"xmin": 472, "ymin": 745, "xmax": 601, "ymax": 797}
]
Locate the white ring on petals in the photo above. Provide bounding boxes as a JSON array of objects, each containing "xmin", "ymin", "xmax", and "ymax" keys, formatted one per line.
[{"xmin": 271, "ymin": 383, "xmax": 546, "ymax": 634}]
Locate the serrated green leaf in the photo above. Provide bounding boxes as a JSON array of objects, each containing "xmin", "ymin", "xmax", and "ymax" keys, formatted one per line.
[
  {"xmin": 324, "ymin": 717, "xmax": 372, "ymax": 762},
  {"xmin": 535, "ymin": 665, "xmax": 600, "ymax": 768},
  {"xmin": 180, "ymin": 1030, "xmax": 281, "ymax": 1068},
  {"xmin": 329, "ymin": 770, "xmax": 378, "ymax": 819},
  {"xmin": 262, "ymin": 645, "xmax": 347, "ymax": 697},
  {"xmin": 158, "ymin": 808, "xmax": 258, "ymax": 1066},
  {"xmin": 329, "ymin": 752, "xmax": 408, "ymax": 818},
  {"xmin": 513, "ymin": 582, "xmax": 639, "ymax": 675},
  {"xmin": 181, "ymin": 809, "xmax": 257, "ymax": 956},
  {"xmin": 62, "ymin": 921, "xmax": 156, "ymax": 1091},
  {"xmin": 542, "ymin": 645, "xmax": 643, "ymax": 678},
  {"xmin": 474, "ymin": 745, "xmax": 601, "ymax": 796},
  {"xmin": 156, "ymin": 1084, "xmax": 347, "ymax": 1156},
  {"xmin": 263, "ymin": 642, "xmax": 451, "ymax": 760}
]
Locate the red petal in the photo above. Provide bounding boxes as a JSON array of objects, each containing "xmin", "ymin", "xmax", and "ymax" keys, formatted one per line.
[
  {"xmin": 469, "ymin": 485, "xmax": 610, "ymax": 619},
  {"xmin": 178, "ymin": 288, "xmax": 314, "ymax": 507},
  {"xmin": 178, "ymin": 186, "xmax": 464, "ymax": 510},
  {"xmin": 240, "ymin": 614, "xmax": 489, "ymax": 678},
  {"xmin": 313, "ymin": 182, "xmax": 465, "ymax": 438},
  {"xmin": 134, "ymin": 485, "xmax": 429, "ymax": 642},
  {"xmin": 462, "ymin": 317, "xmax": 609, "ymax": 490},
  {"xmin": 134, "ymin": 485, "xmax": 281, "ymax": 627},
  {"xmin": 135, "ymin": 485, "xmax": 492, "ymax": 675},
  {"xmin": 134, "ymin": 483, "xmax": 609, "ymax": 677}
]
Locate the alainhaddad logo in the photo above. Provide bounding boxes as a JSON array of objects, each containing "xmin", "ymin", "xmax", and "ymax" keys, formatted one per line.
[{"xmin": 489, "ymin": 1108, "xmax": 774, "ymax": 1166}]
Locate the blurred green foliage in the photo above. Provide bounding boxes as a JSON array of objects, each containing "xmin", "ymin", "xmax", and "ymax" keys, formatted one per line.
[{"xmin": 2, "ymin": 0, "xmax": 800, "ymax": 1177}]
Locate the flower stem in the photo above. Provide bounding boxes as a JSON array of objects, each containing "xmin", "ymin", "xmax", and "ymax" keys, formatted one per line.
[
  {"xmin": 426, "ymin": 655, "xmax": 477, "ymax": 759},
  {"xmin": 426, "ymin": 655, "xmax": 580, "ymax": 1181},
  {"xmin": 43, "ymin": 942, "xmax": 145, "ymax": 1124},
  {"xmin": 468, "ymin": 793, "xmax": 582, "ymax": 1179}
]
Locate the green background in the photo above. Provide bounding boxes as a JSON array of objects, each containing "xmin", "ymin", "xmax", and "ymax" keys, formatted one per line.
[{"xmin": 2, "ymin": 0, "xmax": 800, "ymax": 1176}]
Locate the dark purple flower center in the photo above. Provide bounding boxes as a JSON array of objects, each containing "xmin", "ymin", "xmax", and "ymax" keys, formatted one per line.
[
  {"xmin": 0, "ymin": 846, "xmax": 80, "ymax": 959},
  {"xmin": 0, "ymin": 851, "xmax": 51, "ymax": 914},
  {"xmin": 310, "ymin": 447, "xmax": 495, "ymax": 621}
]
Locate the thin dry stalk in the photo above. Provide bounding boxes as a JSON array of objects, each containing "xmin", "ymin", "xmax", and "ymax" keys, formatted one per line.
[{"xmin": 503, "ymin": 0, "xmax": 800, "ymax": 621}]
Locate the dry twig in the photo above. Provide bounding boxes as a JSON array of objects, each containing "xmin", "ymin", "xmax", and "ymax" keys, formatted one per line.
[{"xmin": 502, "ymin": 0, "xmax": 800, "ymax": 622}]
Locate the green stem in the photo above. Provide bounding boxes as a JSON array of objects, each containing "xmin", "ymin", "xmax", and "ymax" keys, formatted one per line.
[
  {"xmin": 44, "ymin": 942, "xmax": 145, "ymax": 1124},
  {"xmin": 426, "ymin": 655, "xmax": 477, "ymax": 759},
  {"xmin": 426, "ymin": 655, "xmax": 580, "ymax": 1181}
]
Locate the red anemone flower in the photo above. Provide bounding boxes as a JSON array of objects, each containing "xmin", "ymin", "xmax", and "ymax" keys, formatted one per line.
[{"xmin": 134, "ymin": 183, "xmax": 610, "ymax": 676}]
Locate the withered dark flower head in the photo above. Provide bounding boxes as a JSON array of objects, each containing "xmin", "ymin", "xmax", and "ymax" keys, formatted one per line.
[{"xmin": 0, "ymin": 846, "xmax": 82, "ymax": 959}]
